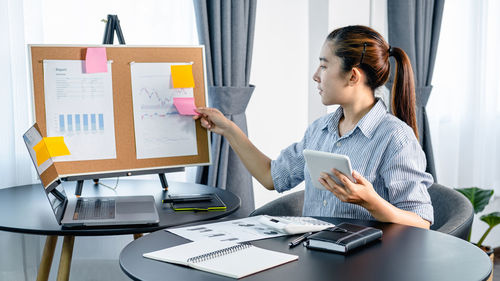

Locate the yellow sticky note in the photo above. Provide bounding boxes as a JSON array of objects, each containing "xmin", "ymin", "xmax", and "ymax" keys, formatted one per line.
[
  {"xmin": 33, "ymin": 140, "xmax": 51, "ymax": 166},
  {"xmin": 44, "ymin": 137, "xmax": 71, "ymax": 157},
  {"xmin": 171, "ymin": 64, "xmax": 195, "ymax": 88},
  {"xmin": 33, "ymin": 137, "xmax": 71, "ymax": 166}
]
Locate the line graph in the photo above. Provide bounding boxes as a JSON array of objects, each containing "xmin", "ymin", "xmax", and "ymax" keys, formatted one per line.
[
  {"xmin": 130, "ymin": 62, "xmax": 198, "ymax": 159},
  {"xmin": 140, "ymin": 112, "xmax": 178, "ymax": 120},
  {"xmin": 138, "ymin": 88, "xmax": 192, "ymax": 112},
  {"xmin": 138, "ymin": 88, "xmax": 172, "ymax": 109}
]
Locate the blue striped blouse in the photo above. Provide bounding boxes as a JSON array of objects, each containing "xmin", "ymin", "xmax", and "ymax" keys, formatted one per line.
[{"xmin": 271, "ymin": 99, "xmax": 434, "ymax": 224}]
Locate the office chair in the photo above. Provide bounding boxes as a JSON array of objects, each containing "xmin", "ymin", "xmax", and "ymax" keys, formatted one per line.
[
  {"xmin": 428, "ymin": 183, "xmax": 474, "ymax": 240},
  {"xmin": 249, "ymin": 183, "xmax": 474, "ymax": 240},
  {"xmin": 249, "ymin": 190, "xmax": 304, "ymax": 217}
]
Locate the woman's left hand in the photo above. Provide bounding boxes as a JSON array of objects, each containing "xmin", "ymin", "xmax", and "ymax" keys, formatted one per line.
[{"xmin": 319, "ymin": 169, "xmax": 378, "ymax": 208}]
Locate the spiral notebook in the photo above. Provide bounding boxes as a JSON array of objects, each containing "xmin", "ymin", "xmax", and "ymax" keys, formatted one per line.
[{"xmin": 143, "ymin": 240, "xmax": 298, "ymax": 279}]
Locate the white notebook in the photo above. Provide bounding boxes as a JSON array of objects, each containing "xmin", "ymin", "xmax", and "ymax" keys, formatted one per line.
[{"xmin": 143, "ymin": 240, "xmax": 298, "ymax": 279}]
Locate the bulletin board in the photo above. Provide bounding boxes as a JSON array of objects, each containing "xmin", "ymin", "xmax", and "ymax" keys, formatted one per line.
[{"xmin": 28, "ymin": 45, "xmax": 210, "ymax": 188}]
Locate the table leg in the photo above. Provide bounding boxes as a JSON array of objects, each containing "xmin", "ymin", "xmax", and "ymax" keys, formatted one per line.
[
  {"xmin": 133, "ymin": 233, "xmax": 143, "ymax": 240},
  {"xmin": 36, "ymin": 235, "xmax": 58, "ymax": 281},
  {"xmin": 56, "ymin": 235, "xmax": 75, "ymax": 281}
]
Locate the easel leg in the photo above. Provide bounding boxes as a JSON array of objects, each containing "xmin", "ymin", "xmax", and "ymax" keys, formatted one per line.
[
  {"xmin": 36, "ymin": 235, "xmax": 58, "ymax": 281},
  {"xmin": 159, "ymin": 173, "xmax": 168, "ymax": 191},
  {"xmin": 56, "ymin": 235, "xmax": 75, "ymax": 281},
  {"xmin": 133, "ymin": 233, "xmax": 143, "ymax": 240}
]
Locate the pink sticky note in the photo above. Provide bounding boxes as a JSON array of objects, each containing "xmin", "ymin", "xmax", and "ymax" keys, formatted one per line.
[
  {"xmin": 173, "ymin": 97, "xmax": 199, "ymax": 115},
  {"xmin": 85, "ymin": 48, "xmax": 108, "ymax": 73}
]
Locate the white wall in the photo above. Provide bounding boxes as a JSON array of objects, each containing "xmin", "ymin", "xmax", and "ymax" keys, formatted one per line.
[
  {"xmin": 329, "ymin": 0, "xmax": 387, "ymax": 38},
  {"xmin": 249, "ymin": 0, "xmax": 387, "ymax": 208},
  {"xmin": 38, "ymin": 0, "xmax": 198, "ymax": 45},
  {"xmin": 249, "ymin": 0, "xmax": 309, "ymax": 208}
]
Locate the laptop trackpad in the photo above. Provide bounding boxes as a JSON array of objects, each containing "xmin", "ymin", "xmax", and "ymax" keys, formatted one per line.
[{"xmin": 117, "ymin": 202, "xmax": 155, "ymax": 214}]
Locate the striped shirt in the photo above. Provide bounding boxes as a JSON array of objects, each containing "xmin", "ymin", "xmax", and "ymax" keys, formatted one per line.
[{"xmin": 271, "ymin": 99, "xmax": 434, "ymax": 224}]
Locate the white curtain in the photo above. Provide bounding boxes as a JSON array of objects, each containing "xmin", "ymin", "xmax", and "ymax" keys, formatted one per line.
[
  {"xmin": 0, "ymin": 0, "xmax": 41, "ymax": 279},
  {"xmin": 428, "ymin": 0, "xmax": 500, "ymax": 194},
  {"xmin": 1, "ymin": 0, "xmax": 197, "ymax": 279}
]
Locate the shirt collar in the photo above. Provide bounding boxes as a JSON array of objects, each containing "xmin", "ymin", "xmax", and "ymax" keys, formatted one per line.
[
  {"xmin": 321, "ymin": 106, "xmax": 343, "ymax": 135},
  {"xmin": 322, "ymin": 99, "xmax": 387, "ymax": 139}
]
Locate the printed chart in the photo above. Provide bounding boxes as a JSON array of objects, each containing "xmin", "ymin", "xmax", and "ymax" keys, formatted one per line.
[
  {"xmin": 57, "ymin": 113, "xmax": 105, "ymax": 132},
  {"xmin": 43, "ymin": 60, "xmax": 117, "ymax": 161},
  {"xmin": 167, "ymin": 216, "xmax": 288, "ymax": 243},
  {"xmin": 130, "ymin": 62, "xmax": 197, "ymax": 159}
]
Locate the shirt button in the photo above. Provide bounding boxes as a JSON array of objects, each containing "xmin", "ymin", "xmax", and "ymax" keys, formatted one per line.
[
  {"xmin": 323, "ymin": 200, "xmax": 327, "ymax": 206},
  {"xmin": 336, "ymin": 142, "xmax": 341, "ymax": 147}
]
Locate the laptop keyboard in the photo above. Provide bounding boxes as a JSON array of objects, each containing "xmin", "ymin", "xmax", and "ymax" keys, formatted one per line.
[{"xmin": 73, "ymin": 198, "xmax": 116, "ymax": 220}]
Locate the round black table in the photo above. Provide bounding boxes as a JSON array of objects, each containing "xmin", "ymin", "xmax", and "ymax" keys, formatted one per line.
[
  {"xmin": 0, "ymin": 180, "xmax": 240, "ymax": 281},
  {"xmin": 120, "ymin": 217, "xmax": 492, "ymax": 281}
]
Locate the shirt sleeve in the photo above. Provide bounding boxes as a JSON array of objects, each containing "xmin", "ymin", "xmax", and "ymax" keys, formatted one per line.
[
  {"xmin": 271, "ymin": 130, "xmax": 310, "ymax": 193},
  {"xmin": 380, "ymin": 137, "xmax": 435, "ymax": 224}
]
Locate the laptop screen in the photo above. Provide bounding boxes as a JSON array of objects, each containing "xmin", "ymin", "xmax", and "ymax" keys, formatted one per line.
[
  {"xmin": 46, "ymin": 184, "xmax": 68, "ymax": 223},
  {"xmin": 23, "ymin": 124, "xmax": 67, "ymax": 223},
  {"xmin": 23, "ymin": 125, "xmax": 54, "ymax": 178}
]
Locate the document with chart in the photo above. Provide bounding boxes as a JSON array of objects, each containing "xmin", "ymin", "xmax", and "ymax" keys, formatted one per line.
[
  {"xmin": 43, "ymin": 60, "xmax": 117, "ymax": 161},
  {"xmin": 130, "ymin": 62, "xmax": 197, "ymax": 159},
  {"xmin": 167, "ymin": 216, "xmax": 289, "ymax": 243}
]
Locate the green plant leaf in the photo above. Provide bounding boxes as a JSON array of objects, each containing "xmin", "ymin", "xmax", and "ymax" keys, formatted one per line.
[
  {"xmin": 480, "ymin": 212, "xmax": 500, "ymax": 228},
  {"xmin": 477, "ymin": 212, "xmax": 500, "ymax": 247},
  {"xmin": 455, "ymin": 187, "xmax": 494, "ymax": 214}
]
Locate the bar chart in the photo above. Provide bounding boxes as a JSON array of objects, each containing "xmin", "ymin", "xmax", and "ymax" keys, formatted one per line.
[
  {"xmin": 58, "ymin": 113, "xmax": 105, "ymax": 133},
  {"xmin": 43, "ymin": 60, "xmax": 117, "ymax": 162}
]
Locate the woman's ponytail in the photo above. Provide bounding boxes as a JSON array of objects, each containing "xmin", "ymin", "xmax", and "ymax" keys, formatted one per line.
[{"xmin": 390, "ymin": 47, "xmax": 419, "ymax": 140}]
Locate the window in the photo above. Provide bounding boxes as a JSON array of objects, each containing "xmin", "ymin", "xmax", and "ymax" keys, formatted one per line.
[
  {"xmin": 36, "ymin": 0, "xmax": 198, "ymax": 45},
  {"xmin": 428, "ymin": 0, "xmax": 500, "ymax": 193},
  {"xmin": 24, "ymin": 0, "xmax": 199, "ymax": 183}
]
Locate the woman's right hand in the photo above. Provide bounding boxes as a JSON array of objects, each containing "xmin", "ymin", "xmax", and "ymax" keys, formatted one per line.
[{"xmin": 194, "ymin": 107, "xmax": 233, "ymax": 136}]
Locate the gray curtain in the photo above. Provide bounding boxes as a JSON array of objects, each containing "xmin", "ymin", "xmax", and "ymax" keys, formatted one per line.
[
  {"xmin": 387, "ymin": 0, "xmax": 445, "ymax": 180},
  {"xmin": 193, "ymin": 0, "xmax": 257, "ymax": 217}
]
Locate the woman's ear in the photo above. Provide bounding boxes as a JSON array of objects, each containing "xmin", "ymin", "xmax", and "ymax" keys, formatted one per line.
[{"xmin": 349, "ymin": 67, "xmax": 363, "ymax": 86}]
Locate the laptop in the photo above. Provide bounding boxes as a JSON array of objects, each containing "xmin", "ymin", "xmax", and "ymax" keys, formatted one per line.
[{"xmin": 23, "ymin": 125, "xmax": 160, "ymax": 228}]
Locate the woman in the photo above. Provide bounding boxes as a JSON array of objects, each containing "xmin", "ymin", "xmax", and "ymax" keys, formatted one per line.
[{"xmin": 195, "ymin": 25, "xmax": 433, "ymax": 229}]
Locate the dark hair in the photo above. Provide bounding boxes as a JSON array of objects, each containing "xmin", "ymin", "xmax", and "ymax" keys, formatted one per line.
[{"xmin": 326, "ymin": 25, "xmax": 418, "ymax": 139}]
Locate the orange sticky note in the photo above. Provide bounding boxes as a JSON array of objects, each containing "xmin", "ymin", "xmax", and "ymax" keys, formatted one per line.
[
  {"xmin": 33, "ymin": 137, "xmax": 71, "ymax": 166},
  {"xmin": 33, "ymin": 140, "xmax": 51, "ymax": 166},
  {"xmin": 85, "ymin": 47, "xmax": 108, "ymax": 73},
  {"xmin": 173, "ymin": 97, "xmax": 199, "ymax": 115},
  {"xmin": 171, "ymin": 64, "xmax": 195, "ymax": 88},
  {"xmin": 44, "ymin": 137, "xmax": 71, "ymax": 156}
]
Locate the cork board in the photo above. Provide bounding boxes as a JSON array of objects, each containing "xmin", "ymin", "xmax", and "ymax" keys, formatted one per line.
[{"xmin": 29, "ymin": 45, "xmax": 210, "ymax": 185}]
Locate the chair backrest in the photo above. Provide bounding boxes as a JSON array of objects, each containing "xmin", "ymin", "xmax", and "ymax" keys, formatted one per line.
[
  {"xmin": 249, "ymin": 190, "xmax": 304, "ymax": 217},
  {"xmin": 249, "ymin": 183, "xmax": 474, "ymax": 240},
  {"xmin": 428, "ymin": 183, "xmax": 474, "ymax": 240}
]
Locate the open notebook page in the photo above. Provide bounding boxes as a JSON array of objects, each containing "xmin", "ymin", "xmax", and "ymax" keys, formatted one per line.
[{"xmin": 143, "ymin": 240, "xmax": 298, "ymax": 279}]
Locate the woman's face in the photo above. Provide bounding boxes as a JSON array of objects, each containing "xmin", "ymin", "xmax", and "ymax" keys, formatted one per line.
[{"xmin": 312, "ymin": 42, "xmax": 351, "ymax": 105}]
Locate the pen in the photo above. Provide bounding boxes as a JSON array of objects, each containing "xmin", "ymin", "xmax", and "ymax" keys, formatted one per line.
[{"xmin": 288, "ymin": 232, "xmax": 313, "ymax": 248}]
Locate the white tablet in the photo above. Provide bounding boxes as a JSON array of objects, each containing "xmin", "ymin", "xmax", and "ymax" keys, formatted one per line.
[{"xmin": 303, "ymin": 149, "xmax": 355, "ymax": 190}]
